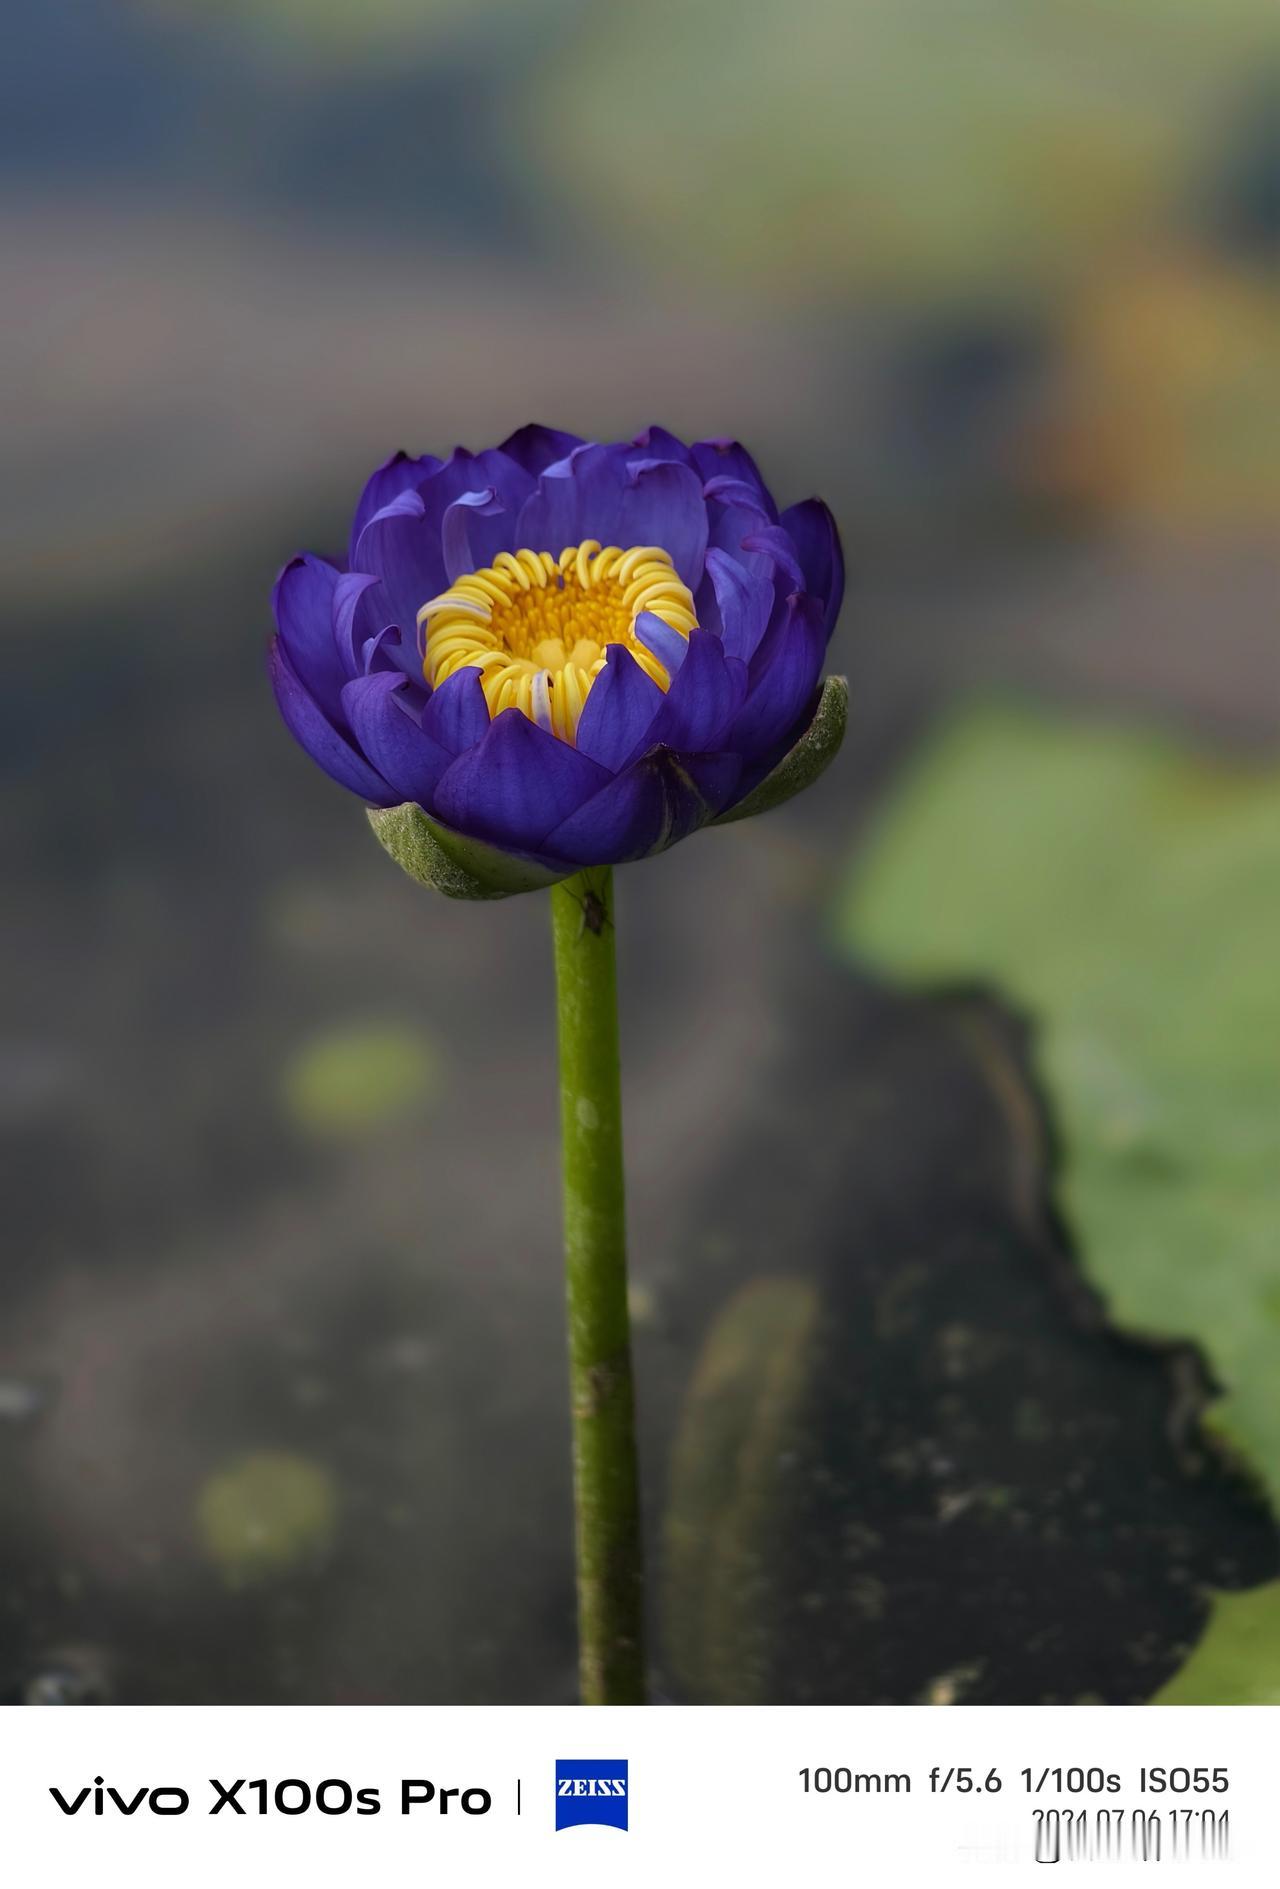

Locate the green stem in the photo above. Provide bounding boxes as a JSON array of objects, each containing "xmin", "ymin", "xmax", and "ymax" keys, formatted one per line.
[{"xmin": 550, "ymin": 866, "xmax": 646, "ymax": 1704}]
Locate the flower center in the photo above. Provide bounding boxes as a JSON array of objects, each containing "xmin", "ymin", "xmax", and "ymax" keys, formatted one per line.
[{"xmin": 418, "ymin": 542, "xmax": 697, "ymax": 744}]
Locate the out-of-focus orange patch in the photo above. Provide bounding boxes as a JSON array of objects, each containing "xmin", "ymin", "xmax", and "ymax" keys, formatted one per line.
[{"xmin": 1031, "ymin": 249, "xmax": 1280, "ymax": 534}]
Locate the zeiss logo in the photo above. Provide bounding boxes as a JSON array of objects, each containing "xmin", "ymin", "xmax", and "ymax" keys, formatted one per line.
[{"xmin": 554, "ymin": 1760, "xmax": 628, "ymax": 1831}]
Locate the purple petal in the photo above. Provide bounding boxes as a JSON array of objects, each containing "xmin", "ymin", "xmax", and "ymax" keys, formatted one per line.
[
  {"xmin": 497, "ymin": 424, "xmax": 586, "ymax": 477},
  {"xmin": 448, "ymin": 447, "xmax": 535, "ymax": 521},
  {"xmin": 349, "ymin": 451, "xmax": 441, "ymax": 564},
  {"xmin": 354, "ymin": 488, "xmax": 445, "ymax": 634},
  {"xmin": 271, "ymin": 555, "xmax": 347, "ymax": 719},
  {"xmin": 361, "ymin": 623, "xmax": 416, "ymax": 679},
  {"xmin": 420, "ymin": 666, "xmax": 491, "ymax": 754},
  {"xmin": 691, "ymin": 439, "xmax": 778, "ymax": 518},
  {"xmin": 704, "ymin": 486, "xmax": 778, "ymax": 586},
  {"xmin": 634, "ymin": 611, "xmax": 690, "ymax": 682},
  {"xmin": 430, "ymin": 708, "xmax": 611, "ymax": 851},
  {"xmin": 728, "ymin": 592, "xmax": 826, "ymax": 758},
  {"xmin": 741, "ymin": 525, "xmax": 805, "ymax": 591},
  {"xmin": 701, "ymin": 475, "xmax": 771, "ymax": 513},
  {"xmin": 630, "ymin": 425, "xmax": 694, "ymax": 466},
  {"xmin": 540, "ymin": 760, "xmax": 680, "ymax": 865},
  {"xmin": 341, "ymin": 673, "xmax": 452, "ymax": 806},
  {"xmin": 542, "ymin": 747, "xmax": 734, "ymax": 866},
  {"xmin": 268, "ymin": 639, "xmax": 393, "ymax": 804},
  {"xmin": 441, "ymin": 487, "xmax": 506, "ymax": 582},
  {"xmin": 672, "ymin": 750, "xmax": 744, "ymax": 816},
  {"xmin": 644, "ymin": 627, "xmax": 747, "ymax": 753},
  {"xmin": 355, "ymin": 452, "xmax": 534, "ymax": 630},
  {"xmin": 350, "ymin": 603, "xmax": 424, "ymax": 681},
  {"xmin": 574, "ymin": 644, "xmax": 664, "ymax": 772},
  {"xmin": 702, "ymin": 549, "xmax": 775, "ymax": 662},
  {"xmin": 415, "ymin": 447, "xmax": 530, "ymax": 574},
  {"xmin": 515, "ymin": 442, "xmax": 629, "ymax": 551},
  {"xmin": 781, "ymin": 498, "xmax": 845, "ymax": 641},
  {"xmin": 333, "ymin": 570, "xmax": 383, "ymax": 672},
  {"xmin": 617, "ymin": 459, "xmax": 708, "ymax": 588}
]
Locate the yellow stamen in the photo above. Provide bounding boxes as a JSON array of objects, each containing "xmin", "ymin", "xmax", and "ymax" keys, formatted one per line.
[{"xmin": 418, "ymin": 542, "xmax": 697, "ymax": 744}]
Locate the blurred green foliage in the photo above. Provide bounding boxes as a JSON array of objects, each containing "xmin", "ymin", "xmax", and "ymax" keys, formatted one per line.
[
  {"xmin": 281, "ymin": 1022, "xmax": 440, "ymax": 1137},
  {"xmin": 838, "ymin": 703, "xmax": 1280, "ymax": 1699},
  {"xmin": 196, "ymin": 1450, "xmax": 338, "ymax": 1585},
  {"xmin": 134, "ymin": 0, "xmax": 544, "ymax": 63},
  {"xmin": 535, "ymin": 0, "xmax": 1279, "ymax": 302}
]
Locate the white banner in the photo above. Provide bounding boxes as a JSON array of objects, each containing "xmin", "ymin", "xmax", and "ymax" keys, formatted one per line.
[{"xmin": 1, "ymin": 1704, "xmax": 1272, "ymax": 1886}]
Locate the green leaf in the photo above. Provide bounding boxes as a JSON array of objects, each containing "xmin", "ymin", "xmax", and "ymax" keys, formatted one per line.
[
  {"xmin": 367, "ymin": 802, "xmax": 569, "ymax": 900},
  {"xmin": 1154, "ymin": 1584, "xmax": 1280, "ymax": 1704},
  {"xmin": 837, "ymin": 700, "xmax": 1280, "ymax": 1700},
  {"xmin": 714, "ymin": 674, "xmax": 848, "ymax": 827}
]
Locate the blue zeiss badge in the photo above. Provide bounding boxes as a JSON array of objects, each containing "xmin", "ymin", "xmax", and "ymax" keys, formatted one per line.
[{"xmin": 555, "ymin": 1759, "xmax": 629, "ymax": 1831}]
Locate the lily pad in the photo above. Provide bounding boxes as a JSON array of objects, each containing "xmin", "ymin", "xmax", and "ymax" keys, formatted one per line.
[
  {"xmin": 838, "ymin": 701, "xmax": 1280, "ymax": 1700},
  {"xmin": 1154, "ymin": 1585, "xmax": 1280, "ymax": 1704}
]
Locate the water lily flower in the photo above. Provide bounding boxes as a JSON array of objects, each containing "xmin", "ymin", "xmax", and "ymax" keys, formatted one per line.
[
  {"xmin": 267, "ymin": 424, "xmax": 847, "ymax": 1704},
  {"xmin": 269, "ymin": 425, "xmax": 846, "ymax": 896}
]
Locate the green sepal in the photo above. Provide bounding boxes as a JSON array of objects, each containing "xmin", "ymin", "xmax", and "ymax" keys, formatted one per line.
[
  {"xmin": 713, "ymin": 673, "xmax": 848, "ymax": 827},
  {"xmin": 367, "ymin": 803, "xmax": 569, "ymax": 900}
]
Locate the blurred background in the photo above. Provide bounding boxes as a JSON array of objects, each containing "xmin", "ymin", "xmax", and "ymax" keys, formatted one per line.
[{"xmin": 3, "ymin": 0, "xmax": 1278, "ymax": 1704}]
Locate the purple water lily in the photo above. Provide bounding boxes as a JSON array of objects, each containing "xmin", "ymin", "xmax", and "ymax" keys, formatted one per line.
[
  {"xmin": 266, "ymin": 425, "xmax": 849, "ymax": 1697},
  {"xmin": 270, "ymin": 425, "xmax": 846, "ymax": 895}
]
